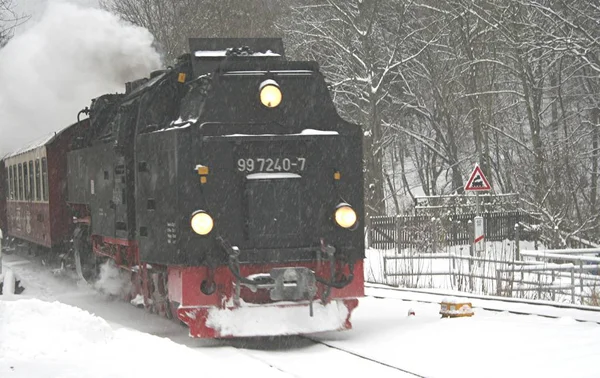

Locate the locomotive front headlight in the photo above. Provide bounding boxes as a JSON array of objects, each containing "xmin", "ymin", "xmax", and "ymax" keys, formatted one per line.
[
  {"xmin": 259, "ymin": 79, "xmax": 282, "ymax": 108},
  {"xmin": 334, "ymin": 203, "xmax": 357, "ymax": 229},
  {"xmin": 191, "ymin": 211, "xmax": 214, "ymax": 235}
]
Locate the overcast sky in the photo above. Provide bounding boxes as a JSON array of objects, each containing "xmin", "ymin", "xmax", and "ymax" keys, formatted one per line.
[
  {"xmin": 14, "ymin": 0, "xmax": 100, "ymax": 32},
  {"xmin": 0, "ymin": 0, "xmax": 161, "ymax": 155}
]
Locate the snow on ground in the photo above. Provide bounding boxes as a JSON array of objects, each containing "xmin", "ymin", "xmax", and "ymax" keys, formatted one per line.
[
  {"xmin": 0, "ymin": 298, "xmax": 289, "ymax": 378},
  {"xmin": 363, "ymin": 239, "xmax": 600, "ymax": 305},
  {"xmin": 365, "ymin": 240, "xmax": 541, "ymax": 289},
  {"xmin": 3, "ymin": 251, "xmax": 600, "ymax": 377},
  {"xmin": 313, "ymin": 295, "xmax": 600, "ymax": 378},
  {"xmin": 366, "ymin": 284, "xmax": 600, "ymax": 322}
]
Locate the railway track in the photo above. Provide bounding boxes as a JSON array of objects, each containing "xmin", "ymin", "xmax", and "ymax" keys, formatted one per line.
[
  {"xmin": 365, "ymin": 282, "xmax": 600, "ymax": 324},
  {"xmin": 301, "ymin": 335, "xmax": 427, "ymax": 377}
]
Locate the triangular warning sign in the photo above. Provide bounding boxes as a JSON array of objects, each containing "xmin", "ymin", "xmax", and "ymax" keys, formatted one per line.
[{"xmin": 465, "ymin": 164, "xmax": 491, "ymax": 191}]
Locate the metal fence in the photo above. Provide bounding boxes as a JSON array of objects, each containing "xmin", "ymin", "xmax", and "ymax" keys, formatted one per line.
[
  {"xmin": 369, "ymin": 211, "xmax": 539, "ymax": 251},
  {"xmin": 368, "ymin": 245, "xmax": 600, "ymax": 306}
]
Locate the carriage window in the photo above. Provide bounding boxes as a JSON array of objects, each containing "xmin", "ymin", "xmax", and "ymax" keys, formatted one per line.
[
  {"xmin": 42, "ymin": 157, "xmax": 49, "ymax": 201},
  {"xmin": 28, "ymin": 161, "xmax": 33, "ymax": 201},
  {"xmin": 5, "ymin": 167, "xmax": 9, "ymax": 200},
  {"xmin": 9, "ymin": 166, "xmax": 12, "ymax": 200},
  {"xmin": 18, "ymin": 163, "xmax": 23, "ymax": 200},
  {"xmin": 25, "ymin": 161, "xmax": 30, "ymax": 200},
  {"xmin": 13, "ymin": 164, "xmax": 19, "ymax": 200},
  {"xmin": 10, "ymin": 165, "xmax": 13, "ymax": 200},
  {"xmin": 10, "ymin": 166, "xmax": 14, "ymax": 200},
  {"xmin": 8, "ymin": 166, "xmax": 11, "ymax": 200},
  {"xmin": 24, "ymin": 162, "xmax": 29, "ymax": 200},
  {"xmin": 7, "ymin": 166, "xmax": 11, "ymax": 200},
  {"xmin": 35, "ymin": 159, "xmax": 41, "ymax": 201}
]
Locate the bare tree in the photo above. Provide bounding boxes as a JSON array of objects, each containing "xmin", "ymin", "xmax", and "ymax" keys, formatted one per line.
[
  {"xmin": 280, "ymin": 0, "xmax": 440, "ymax": 217},
  {"xmin": 101, "ymin": 0, "xmax": 282, "ymax": 63},
  {"xmin": 0, "ymin": 0, "xmax": 26, "ymax": 46}
]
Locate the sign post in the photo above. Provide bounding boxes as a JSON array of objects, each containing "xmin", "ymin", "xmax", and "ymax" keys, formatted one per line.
[{"xmin": 465, "ymin": 164, "xmax": 491, "ymax": 253}]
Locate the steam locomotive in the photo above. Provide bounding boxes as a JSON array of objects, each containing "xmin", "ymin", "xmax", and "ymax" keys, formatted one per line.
[{"xmin": 0, "ymin": 38, "xmax": 364, "ymax": 338}]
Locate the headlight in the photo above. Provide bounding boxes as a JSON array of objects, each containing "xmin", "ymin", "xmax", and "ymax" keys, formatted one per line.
[
  {"xmin": 334, "ymin": 203, "xmax": 357, "ymax": 229},
  {"xmin": 190, "ymin": 211, "xmax": 214, "ymax": 235},
  {"xmin": 259, "ymin": 79, "xmax": 282, "ymax": 108}
]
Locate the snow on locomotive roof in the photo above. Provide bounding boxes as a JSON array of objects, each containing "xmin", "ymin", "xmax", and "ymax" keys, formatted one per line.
[
  {"xmin": 194, "ymin": 50, "xmax": 281, "ymax": 58},
  {"xmin": 223, "ymin": 70, "xmax": 313, "ymax": 76},
  {"xmin": 222, "ymin": 129, "xmax": 339, "ymax": 137}
]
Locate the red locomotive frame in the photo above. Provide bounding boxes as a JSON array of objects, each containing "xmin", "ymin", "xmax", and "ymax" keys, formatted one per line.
[{"xmin": 90, "ymin": 232, "xmax": 363, "ymax": 338}]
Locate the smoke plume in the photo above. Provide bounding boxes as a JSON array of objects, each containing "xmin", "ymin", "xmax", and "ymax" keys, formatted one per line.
[{"xmin": 0, "ymin": 0, "xmax": 162, "ymax": 155}]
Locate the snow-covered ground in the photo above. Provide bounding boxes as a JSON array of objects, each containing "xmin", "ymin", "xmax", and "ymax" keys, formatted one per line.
[
  {"xmin": 364, "ymin": 240, "xmax": 600, "ymax": 305},
  {"xmin": 0, "ymin": 298, "xmax": 289, "ymax": 378},
  {"xmin": 2, "ymin": 251, "xmax": 600, "ymax": 377},
  {"xmin": 365, "ymin": 240, "xmax": 539, "ymax": 289}
]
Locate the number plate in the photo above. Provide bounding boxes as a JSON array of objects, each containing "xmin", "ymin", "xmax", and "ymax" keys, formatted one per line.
[{"xmin": 237, "ymin": 157, "xmax": 306, "ymax": 173}]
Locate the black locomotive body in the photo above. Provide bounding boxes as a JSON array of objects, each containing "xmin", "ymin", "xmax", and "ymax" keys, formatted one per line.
[{"xmin": 38, "ymin": 38, "xmax": 364, "ymax": 337}]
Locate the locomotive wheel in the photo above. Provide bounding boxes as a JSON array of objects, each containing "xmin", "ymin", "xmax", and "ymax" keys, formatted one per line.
[
  {"xmin": 72, "ymin": 224, "xmax": 99, "ymax": 284},
  {"xmin": 148, "ymin": 269, "xmax": 173, "ymax": 319}
]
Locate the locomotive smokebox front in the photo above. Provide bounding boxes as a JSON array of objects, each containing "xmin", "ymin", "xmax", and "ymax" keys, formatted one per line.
[{"xmin": 135, "ymin": 60, "xmax": 364, "ymax": 271}]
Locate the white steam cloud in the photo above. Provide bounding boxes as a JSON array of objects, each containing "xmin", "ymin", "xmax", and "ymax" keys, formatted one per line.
[
  {"xmin": 0, "ymin": 1, "xmax": 162, "ymax": 155},
  {"xmin": 94, "ymin": 260, "xmax": 132, "ymax": 297}
]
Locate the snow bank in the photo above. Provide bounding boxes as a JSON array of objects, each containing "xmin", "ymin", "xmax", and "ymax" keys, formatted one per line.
[
  {"xmin": 0, "ymin": 298, "xmax": 287, "ymax": 378},
  {"xmin": 206, "ymin": 300, "xmax": 349, "ymax": 337},
  {"xmin": 0, "ymin": 0, "xmax": 161, "ymax": 155}
]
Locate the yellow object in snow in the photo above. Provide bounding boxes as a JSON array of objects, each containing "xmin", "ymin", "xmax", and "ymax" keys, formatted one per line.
[{"xmin": 439, "ymin": 298, "xmax": 474, "ymax": 318}]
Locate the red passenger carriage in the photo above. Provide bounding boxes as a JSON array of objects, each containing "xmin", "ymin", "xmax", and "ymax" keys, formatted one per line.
[{"xmin": 2, "ymin": 123, "xmax": 86, "ymax": 250}]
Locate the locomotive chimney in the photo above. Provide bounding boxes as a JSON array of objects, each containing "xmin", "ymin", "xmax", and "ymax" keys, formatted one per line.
[{"xmin": 188, "ymin": 38, "xmax": 286, "ymax": 77}]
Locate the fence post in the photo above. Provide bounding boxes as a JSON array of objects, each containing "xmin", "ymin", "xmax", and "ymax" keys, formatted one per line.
[
  {"xmin": 571, "ymin": 267, "xmax": 576, "ymax": 304},
  {"xmin": 432, "ymin": 217, "xmax": 437, "ymax": 254},
  {"xmin": 580, "ymin": 260, "xmax": 584, "ymax": 305},
  {"xmin": 551, "ymin": 270, "xmax": 556, "ymax": 301},
  {"xmin": 468, "ymin": 220, "xmax": 474, "ymax": 292},
  {"xmin": 496, "ymin": 270, "xmax": 502, "ymax": 296},
  {"xmin": 395, "ymin": 216, "xmax": 401, "ymax": 256},
  {"xmin": 383, "ymin": 254, "xmax": 387, "ymax": 282},
  {"xmin": 515, "ymin": 223, "xmax": 521, "ymax": 261}
]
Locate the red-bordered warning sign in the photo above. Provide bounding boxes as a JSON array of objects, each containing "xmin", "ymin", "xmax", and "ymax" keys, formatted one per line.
[{"xmin": 465, "ymin": 164, "xmax": 491, "ymax": 191}]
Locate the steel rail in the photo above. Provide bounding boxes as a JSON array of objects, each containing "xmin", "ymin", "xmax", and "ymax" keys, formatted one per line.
[
  {"xmin": 301, "ymin": 335, "xmax": 428, "ymax": 378},
  {"xmin": 365, "ymin": 282, "xmax": 600, "ymax": 323}
]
